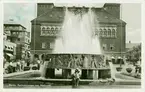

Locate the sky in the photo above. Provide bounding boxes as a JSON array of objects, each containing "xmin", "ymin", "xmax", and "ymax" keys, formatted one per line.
[{"xmin": 4, "ymin": 3, "xmax": 141, "ymax": 43}]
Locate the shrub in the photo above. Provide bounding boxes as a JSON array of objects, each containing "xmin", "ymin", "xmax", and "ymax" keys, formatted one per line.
[
  {"xmin": 126, "ymin": 68, "xmax": 132, "ymax": 73},
  {"xmin": 116, "ymin": 67, "xmax": 122, "ymax": 71}
]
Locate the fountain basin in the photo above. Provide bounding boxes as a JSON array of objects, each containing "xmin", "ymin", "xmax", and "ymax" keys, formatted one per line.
[{"xmin": 40, "ymin": 54, "xmax": 111, "ymax": 80}]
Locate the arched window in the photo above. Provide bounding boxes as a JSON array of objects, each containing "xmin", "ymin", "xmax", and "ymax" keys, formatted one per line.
[
  {"xmin": 108, "ymin": 29, "xmax": 111, "ymax": 37},
  {"xmin": 55, "ymin": 27, "xmax": 58, "ymax": 31},
  {"xmin": 42, "ymin": 27, "xmax": 45, "ymax": 30},
  {"xmin": 112, "ymin": 29, "xmax": 116, "ymax": 37},
  {"xmin": 100, "ymin": 29, "xmax": 103, "ymax": 37},
  {"xmin": 47, "ymin": 27, "xmax": 49, "ymax": 30},
  {"xmin": 104, "ymin": 29, "xmax": 107, "ymax": 37},
  {"xmin": 41, "ymin": 26, "xmax": 45, "ymax": 35},
  {"xmin": 51, "ymin": 27, "xmax": 54, "ymax": 30}
]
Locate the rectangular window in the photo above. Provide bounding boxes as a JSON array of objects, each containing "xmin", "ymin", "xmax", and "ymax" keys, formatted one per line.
[
  {"xmin": 50, "ymin": 42, "xmax": 55, "ymax": 49},
  {"xmin": 42, "ymin": 42, "xmax": 46, "ymax": 49},
  {"xmin": 103, "ymin": 44, "xmax": 107, "ymax": 50},
  {"xmin": 110, "ymin": 44, "xmax": 114, "ymax": 50}
]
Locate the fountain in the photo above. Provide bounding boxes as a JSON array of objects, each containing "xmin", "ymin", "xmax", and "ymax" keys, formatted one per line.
[
  {"xmin": 4, "ymin": 6, "xmax": 112, "ymax": 86},
  {"xmin": 41, "ymin": 7, "xmax": 110, "ymax": 80}
]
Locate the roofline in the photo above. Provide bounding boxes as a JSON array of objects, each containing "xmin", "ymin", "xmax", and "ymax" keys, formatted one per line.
[
  {"xmin": 7, "ymin": 30, "xmax": 28, "ymax": 32},
  {"xmin": 103, "ymin": 3, "xmax": 120, "ymax": 7},
  {"xmin": 31, "ymin": 4, "xmax": 126, "ymax": 24},
  {"xmin": 37, "ymin": 3, "xmax": 54, "ymax": 6},
  {"xmin": 102, "ymin": 9, "xmax": 126, "ymax": 24},
  {"xmin": 4, "ymin": 24, "xmax": 26, "ymax": 29}
]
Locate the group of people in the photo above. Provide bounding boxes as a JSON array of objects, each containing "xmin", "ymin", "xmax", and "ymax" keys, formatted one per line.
[
  {"xmin": 3, "ymin": 58, "xmax": 29, "ymax": 74},
  {"xmin": 3, "ymin": 55, "xmax": 41, "ymax": 74}
]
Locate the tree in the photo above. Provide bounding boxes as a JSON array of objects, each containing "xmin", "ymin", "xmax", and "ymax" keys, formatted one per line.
[{"xmin": 126, "ymin": 44, "xmax": 141, "ymax": 63}]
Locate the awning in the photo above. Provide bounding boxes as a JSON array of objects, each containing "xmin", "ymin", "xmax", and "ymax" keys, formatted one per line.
[{"xmin": 6, "ymin": 53, "xmax": 13, "ymax": 57}]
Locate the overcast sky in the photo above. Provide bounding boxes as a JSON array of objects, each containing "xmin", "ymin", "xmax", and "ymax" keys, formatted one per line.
[{"xmin": 4, "ymin": 3, "xmax": 141, "ymax": 43}]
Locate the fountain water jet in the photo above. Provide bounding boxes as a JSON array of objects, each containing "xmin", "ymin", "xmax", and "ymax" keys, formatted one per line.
[{"xmin": 53, "ymin": 7, "xmax": 102, "ymax": 54}]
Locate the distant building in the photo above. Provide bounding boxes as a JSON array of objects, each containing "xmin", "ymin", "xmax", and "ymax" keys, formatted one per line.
[
  {"xmin": 4, "ymin": 23, "xmax": 30, "ymax": 59},
  {"xmin": 3, "ymin": 31, "xmax": 16, "ymax": 60},
  {"xmin": 31, "ymin": 3, "xmax": 126, "ymax": 59}
]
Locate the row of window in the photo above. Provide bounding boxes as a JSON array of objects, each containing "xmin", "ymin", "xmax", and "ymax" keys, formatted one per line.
[
  {"xmin": 95, "ymin": 29, "xmax": 116, "ymax": 37},
  {"xmin": 5, "ymin": 31, "xmax": 26, "ymax": 37},
  {"xmin": 41, "ymin": 30, "xmax": 59, "ymax": 36},
  {"xmin": 39, "ymin": 5, "xmax": 53, "ymax": 8},
  {"xmin": 41, "ymin": 42, "xmax": 114, "ymax": 51},
  {"xmin": 41, "ymin": 26, "xmax": 61, "ymax": 31},
  {"xmin": 4, "ymin": 46, "xmax": 14, "ymax": 51},
  {"xmin": 40, "ymin": 30, "xmax": 116, "ymax": 37},
  {"xmin": 40, "ymin": 26, "xmax": 117, "ymax": 37},
  {"xmin": 4, "ymin": 26, "xmax": 25, "ymax": 31},
  {"xmin": 41, "ymin": 26, "xmax": 116, "ymax": 32},
  {"xmin": 102, "ymin": 44, "xmax": 115, "ymax": 50}
]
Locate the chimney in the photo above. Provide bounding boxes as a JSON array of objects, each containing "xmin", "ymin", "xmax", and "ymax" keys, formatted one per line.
[
  {"xmin": 37, "ymin": 3, "xmax": 54, "ymax": 16},
  {"xmin": 103, "ymin": 3, "xmax": 120, "ymax": 19}
]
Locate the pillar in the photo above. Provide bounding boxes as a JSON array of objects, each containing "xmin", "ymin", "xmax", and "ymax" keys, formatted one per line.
[
  {"xmin": 88, "ymin": 69, "xmax": 93, "ymax": 79},
  {"xmin": 93, "ymin": 70, "xmax": 98, "ymax": 80},
  {"xmin": 62, "ymin": 69, "xmax": 71, "ymax": 79}
]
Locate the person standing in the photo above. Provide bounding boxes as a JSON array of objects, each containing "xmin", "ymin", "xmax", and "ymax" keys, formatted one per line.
[
  {"xmin": 20, "ymin": 59, "xmax": 25, "ymax": 71},
  {"xmin": 34, "ymin": 55, "xmax": 40, "ymax": 70},
  {"xmin": 135, "ymin": 59, "xmax": 141, "ymax": 76},
  {"xmin": 40, "ymin": 54, "xmax": 46, "ymax": 78},
  {"xmin": 4, "ymin": 59, "xmax": 10, "ymax": 74},
  {"xmin": 16, "ymin": 59, "xmax": 21, "ymax": 72}
]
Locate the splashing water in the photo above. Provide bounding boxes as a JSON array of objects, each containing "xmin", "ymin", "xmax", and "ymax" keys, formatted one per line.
[{"xmin": 53, "ymin": 8, "xmax": 102, "ymax": 54}]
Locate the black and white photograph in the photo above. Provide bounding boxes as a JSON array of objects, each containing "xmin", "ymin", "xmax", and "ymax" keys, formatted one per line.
[{"xmin": 3, "ymin": 2, "xmax": 142, "ymax": 89}]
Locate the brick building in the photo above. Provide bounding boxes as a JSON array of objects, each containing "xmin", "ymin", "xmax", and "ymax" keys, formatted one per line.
[
  {"xmin": 4, "ymin": 23, "xmax": 30, "ymax": 59},
  {"xmin": 31, "ymin": 3, "xmax": 126, "ymax": 59}
]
